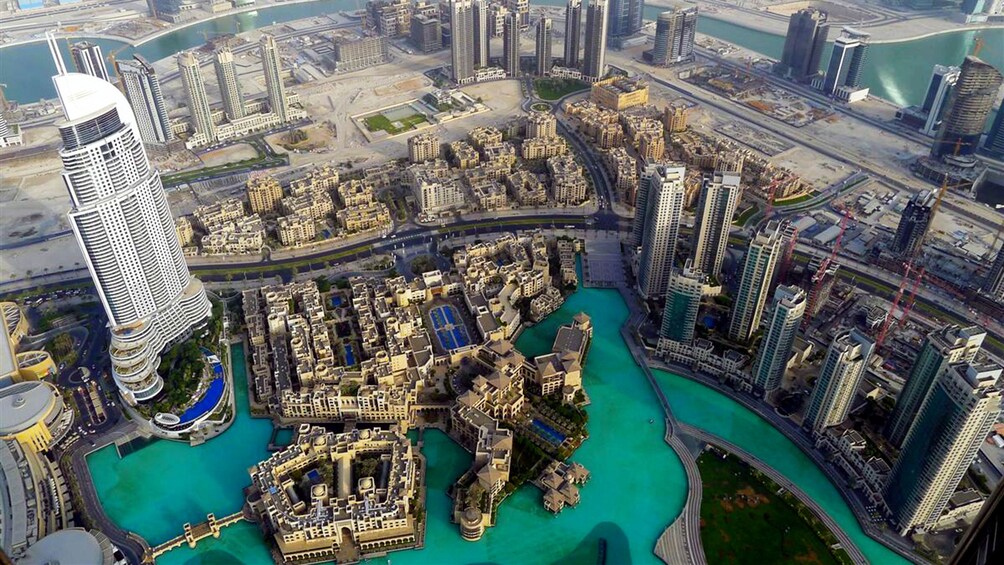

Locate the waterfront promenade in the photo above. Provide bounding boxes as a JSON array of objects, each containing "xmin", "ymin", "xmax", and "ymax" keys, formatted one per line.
[
  {"xmin": 616, "ymin": 286, "xmax": 707, "ymax": 565},
  {"xmin": 679, "ymin": 423, "xmax": 868, "ymax": 565},
  {"xmin": 650, "ymin": 358, "xmax": 923, "ymax": 564}
]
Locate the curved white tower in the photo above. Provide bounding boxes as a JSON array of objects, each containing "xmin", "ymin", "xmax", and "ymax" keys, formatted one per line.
[{"xmin": 50, "ymin": 36, "xmax": 211, "ymax": 404}]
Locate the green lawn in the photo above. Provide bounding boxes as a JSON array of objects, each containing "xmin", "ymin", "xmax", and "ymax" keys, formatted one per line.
[
  {"xmin": 734, "ymin": 204, "xmax": 759, "ymax": 226},
  {"xmin": 534, "ymin": 78, "xmax": 590, "ymax": 101},
  {"xmin": 698, "ymin": 450, "xmax": 849, "ymax": 565},
  {"xmin": 775, "ymin": 191, "xmax": 817, "ymax": 207},
  {"xmin": 363, "ymin": 112, "xmax": 428, "ymax": 135}
]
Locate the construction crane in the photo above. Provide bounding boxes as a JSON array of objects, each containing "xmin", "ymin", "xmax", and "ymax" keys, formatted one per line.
[
  {"xmin": 896, "ymin": 267, "xmax": 925, "ymax": 332},
  {"xmin": 802, "ymin": 210, "xmax": 851, "ymax": 327},
  {"xmin": 761, "ymin": 173, "xmax": 793, "ymax": 219},
  {"xmin": 876, "ymin": 264, "xmax": 924, "ymax": 349}
]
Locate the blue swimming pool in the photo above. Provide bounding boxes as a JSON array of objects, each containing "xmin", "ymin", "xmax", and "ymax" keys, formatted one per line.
[
  {"xmin": 531, "ymin": 419, "xmax": 566, "ymax": 445},
  {"xmin": 178, "ymin": 378, "xmax": 225, "ymax": 424},
  {"xmin": 344, "ymin": 344, "xmax": 356, "ymax": 366}
]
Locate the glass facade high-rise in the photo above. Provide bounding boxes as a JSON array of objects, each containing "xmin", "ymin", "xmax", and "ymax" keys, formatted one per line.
[
  {"xmin": 582, "ymin": 0, "xmax": 609, "ymax": 81},
  {"xmin": 752, "ymin": 285, "xmax": 806, "ymax": 397},
  {"xmin": 661, "ymin": 259, "xmax": 705, "ymax": 344},
  {"xmin": 982, "ymin": 102, "xmax": 1004, "ymax": 159},
  {"xmin": 115, "ymin": 55, "xmax": 174, "ymax": 145},
  {"xmin": 691, "ymin": 165, "xmax": 741, "ymax": 279},
  {"xmin": 564, "ymin": 0, "xmax": 582, "ymax": 68},
  {"xmin": 607, "ymin": 0, "xmax": 642, "ymax": 38},
  {"xmin": 776, "ymin": 8, "xmax": 829, "ymax": 82},
  {"xmin": 933, "ymin": 56, "xmax": 1004, "ymax": 159},
  {"xmin": 803, "ymin": 329, "xmax": 874, "ymax": 435},
  {"xmin": 69, "ymin": 41, "xmax": 110, "ymax": 82},
  {"xmin": 536, "ymin": 17, "xmax": 553, "ymax": 76},
  {"xmin": 646, "ymin": 7, "xmax": 697, "ymax": 66},
  {"xmin": 890, "ymin": 190, "xmax": 934, "ymax": 259},
  {"xmin": 885, "ymin": 363, "xmax": 1002, "ymax": 534},
  {"xmin": 473, "ymin": 0, "xmax": 490, "ymax": 68},
  {"xmin": 214, "ymin": 48, "xmax": 245, "ymax": 121},
  {"xmin": 885, "ymin": 325, "xmax": 985, "ymax": 448},
  {"xmin": 981, "ymin": 242, "xmax": 1004, "ymax": 302},
  {"xmin": 450, "ymin": 0, "xmax": 476, "ymax": 83},
  {"xmin": 50, "ymin": 36, "xmax": 211, "ymax": 403},
  {"xmin": 822, "ymin": 29, "xmax": 869, "ymax": 95},
  {"xmin": 260, "ymin": 34, "xmax": 291, "ymax": 124},
  {"xmin": 921, "ymin": 65, "xmax": 960, "ymax": 137},
  {"xmin": 503, "ymin": 11, "xmax": 521, "ymax": 77},
  {"xmin": 637, "ymin": 163, "xmax": 686, "ymax": 299},
  {"xmin": 728, "ymin": 221, "xmax": 783, "ymax": 343}
]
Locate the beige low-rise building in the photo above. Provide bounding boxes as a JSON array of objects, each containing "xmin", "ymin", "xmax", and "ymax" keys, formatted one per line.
[
  {"xmin": 603, "ymin": 147, "xmax": 638, "ymax": 205},
  {"xmin": 247, "ymin": 174, "xmax": 285, "ymax": 214},
  {"xmin": 468, "ymin": 178, "xmax": 508, "ymax": 211},
  {"xmin": 521, "ymin": 136, "xmax": 567, "ymax": 160},
  {"xmin": 336, "ymin": 179, "xmax": 376, "ymax": 208},
  {"xmin": 449, "ymin": 140, "xmax": 481, "ymax": 170},
  {"xmin": 337, "ymin": 202, "xmax": 392, "ymax": 234},
  {"xmin": 547, "ymin": 154, "xmax": 588, "ymax": 205},
  {"xmin": 278, "ymin": 214, "xmax": 316, "ymax": 247},
  {"xmin": 664, "ymin": 104, "xmax": 688, "ymax": 133},
  {"xmin": 248, "ymin": 426, "xmax": 420, "ymax": 563},
  {"xmin": 289, "ymin": 165, "xmax": 340, "ymax": 196},
  {"xmin": 468, "ymin": 126, "xmax": 503, "ymax": 149},
  {"xmin": 638, "ymin": 130, "xmax": 665, "ymax": 161},
  {"xmin": 526, "ymin": 112, "xmax": 557, "ymax": 139},
  {"xmin": 201, "ymin": 214, "xmax": 266, "ymax": 255},
  {"xmin": 506, "ymin": 170, "xmax": 548, "ymax": 207},
  {"xmin": 193, "ymin": 197, "xmax": 245, "ymax": 232},
  {"xmin": 408, "ymin": 131, "xmax": 440, "ymax": 163},
  {"xmin": 175, "ymin": 217, "xmax": 195, "ymax": 247},
  {"xmin": 282, "ymin": 188, "xmax": 335, "ymax": 221},
  {"xmin": 591, "ymin": 76, "xmax": 649, "ymax": 111}
]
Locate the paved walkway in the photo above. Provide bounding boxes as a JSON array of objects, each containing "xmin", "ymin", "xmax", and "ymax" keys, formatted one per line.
[
  {"xmin": 679, "ymin": 423, "xmax": 868, "ymax": 565},
  {"xmin": 615, "ymin": 287, "xmax": 706, "ymax": 565}
]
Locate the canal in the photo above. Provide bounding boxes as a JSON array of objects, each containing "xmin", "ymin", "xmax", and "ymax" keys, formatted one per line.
[
  {"xmin": 87, "ymin": 284, "xmax": 908, "ymax": 564},
  {"xmin": 2, "ymin": 0, "xmax": 1001, "ymax": 109}
]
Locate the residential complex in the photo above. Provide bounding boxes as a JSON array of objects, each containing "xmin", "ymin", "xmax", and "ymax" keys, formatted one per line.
[
  {"xmin": 885, "ymin": 325, "xmax": 986, "ymax": 448},
  {"xmin": 115, "ymin": 55, "xmax": 173, "ymax": 145},
  {"xmin": 660, "ymin": 260, "xmax": 705, "ymax": 344},
  {"xmin": 645, "ymin": 7, "xmax": 698, "ymax": 67},
  {"xmin": 777, "ymin": 8, "xmax": 829, "ymax": 82},
  {"xmin": 691, "ymin": 166, "xmax": 742, "ymax": 279},
  {"xmin": 728, "ymin": 221, "xmax": 783, "ymax": 343},
  {"xmin": 804, "ymin": 329, "xmax": 875, "ymax": 435},
  {"xmin": 751, "ymin": 285, "xmax": 806, "ymax": 396},
  {"xmin": 581, "ymin": 0, "xmax": 608, "ymax": 82},
  {"xmin": 885, "ymin": 363, "xmax": 1002, "ymax": 534},
  {"xmin": 69, "ymin": 41, "xmax": 109, "ymax": 82},
  {"xmin": 637, "ymin": 164, "xmax": 686, "ymax": 299}
]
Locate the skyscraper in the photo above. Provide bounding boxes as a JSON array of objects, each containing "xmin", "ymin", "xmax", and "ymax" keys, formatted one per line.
[
  {"xmin": 751, "ymin": 285, "xmax": 806, "ymax": 397},
  {"xmin": 933, "ymin": 56, "xmax": 1004, "ymax": 159},
  {"xmin": 260, "ymin": 34, "xmax": 291, "ymax": 123},
  {"xmin": 776, "ymin": 8, "xmax": 829, "ymax": 82},
  {"xmin": 645, "ymin": 7, "xmax": 698, "ymax": 66},
  {"xmin": 982, "ymin": 102, "xmax": 1004, "ymax": 159},
  {"xmin": 822, "ymin": 28, "xmax": 869, "ymax": 95},
  {"xmin": 503, "ymin": 11, "xmax": 521, "ymax": 77},
  {"xmin": 607, "ymin": 0, "xmax": 642, "ymax": 39},
  {"xmin": 921, "ymin": 65, "xmax": 960, "ymax": 137},
  {"xmin": 637, "ymin": 163, "xmax": 686, "ymax": 299},
  {"xmin": 629, "ymin": 163, "xmax": 657, "ymax": 248},
  {"xmin": 564, "ymin": 0, "xmax": 582, "ymax": 68},
  {"xmin": 505, "ymin": 0, "xmax": 529, "ymax": 28},
  {"xmin": 890, "ymin": 190, "xmax": 934, "ymax": 259},
  {"xmin": 581, "ymin": 0, "xmax": 609, "ymax": 82},
  {"xmin": 214, "ymin": 48, "xmax": 245, "ymax": 121},
  {"xmin": 885, "ymin": 363, "xmax": 1002, "ymax": 534},
  {"xmin": 728, "ymin": 221, "xmax": 783, "ymax": 343},
  {"xmin": 451, "ymin": 0, "xmax": 475, "ymax": 83},
  {"xmin": 661, "ymin": 259, "xmax": 705, "ymax": 344},
  {"xmin": 472, "ymin": 0, "xmax": 490, "ymax": 68},
  {"xmin": 535, "ymin": 17, "xmax": 553, "ymax": 76},
  {"xmin": 885, "ymin": 325, "xmax": 986, "ymax": 448},
  {"xmin": 50, "ymin": 37, "xmax": 211, "ymax": 403},
  {"xmin": 70, "ymin": 41, "xmax": 110, "ymax": 82},
  {"xmin": 691, "ymin": 166, "xmax": 741, "ymax": 279},
  {"xmin": 178, "ymin": 51, "xmax": 216, "ymax": 144},
  {"xmin": 803, "ymin": 329, "xmax": 875, "ymax": 435},
  {"xmin": 116, "ymin": 55, "xmax": 173, "ymax": 145},
  {"xmin": 981, "ymin": 243, "xmax": 1004, "ymax": 301}
]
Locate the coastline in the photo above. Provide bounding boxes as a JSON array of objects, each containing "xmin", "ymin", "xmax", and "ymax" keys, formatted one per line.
[{"xmin": 0, "ymin": 0, "xmax": 331, "ymax": 50}]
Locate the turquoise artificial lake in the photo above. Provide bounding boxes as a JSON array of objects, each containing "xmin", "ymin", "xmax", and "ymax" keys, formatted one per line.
[
  {"xmin": 86, "ymin": 283, "xmax": 907, "ymax": 564},
  {"xmin": 2, "ymin": 0, "xmax": 1001, "ymax": 108}
]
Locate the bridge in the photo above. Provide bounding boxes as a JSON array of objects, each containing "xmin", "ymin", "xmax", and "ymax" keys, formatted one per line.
[{"xmin": 149, "ymin": 511, "xmax": 245, "ymax": 559}]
